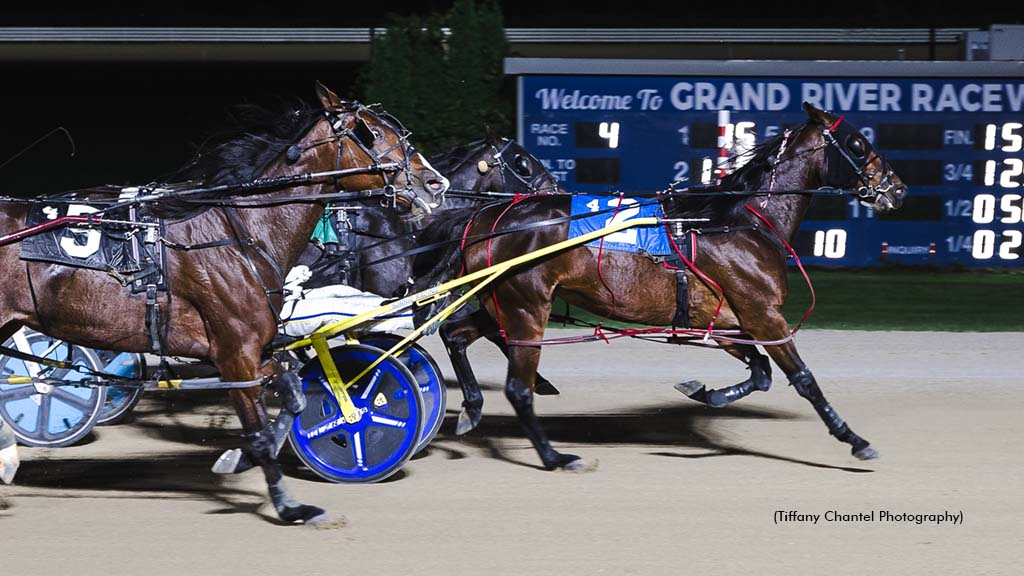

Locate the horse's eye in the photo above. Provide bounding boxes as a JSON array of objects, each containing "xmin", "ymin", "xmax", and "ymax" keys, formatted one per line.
[
  {"xmin": 513, "ymin": 155, "xmax": 533, "ymax": 177},
  {"xmin": 846, "ymin": 136, "xmax": 866, "ymax": 158}
]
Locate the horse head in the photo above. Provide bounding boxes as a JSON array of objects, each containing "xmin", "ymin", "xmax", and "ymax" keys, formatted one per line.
[
  {"xmin": 474, "ymin": 131, "xmax": 562, "ymax": 195},
  {"xmin": 802, "ymin": 102, "xmax": 907, "ymax": 212},
  {"xmin": 314, "ymin": 82, "xmax": 448, "ymax": 219}
]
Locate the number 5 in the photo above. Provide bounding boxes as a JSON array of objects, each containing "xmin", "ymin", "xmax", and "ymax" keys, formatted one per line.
[{"xmin": 60, "ymin": 204, "xmax": 102, "ymax": 258}]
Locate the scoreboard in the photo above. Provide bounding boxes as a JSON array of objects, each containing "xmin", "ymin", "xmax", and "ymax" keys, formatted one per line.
[{"xmin": 509, "ymin": 59, "xmax": 1024, "ymax": 267}]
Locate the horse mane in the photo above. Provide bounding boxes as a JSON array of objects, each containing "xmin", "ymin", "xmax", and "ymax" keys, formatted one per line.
[
  {"xmin": 428, "ymin": 140, "xmax": 488, "ymax": 174},
  {"xmin": 149, "ymin": 101, "xmax": 323, "ymax": 219},
  {"xmin": 662, "ymin": 125, "xmax": 802, "ymax": 224}
]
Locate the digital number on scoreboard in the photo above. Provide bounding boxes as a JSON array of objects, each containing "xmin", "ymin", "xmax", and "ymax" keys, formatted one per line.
[{"xmin": 518, "ymin": 74, "xmax": 1024, "ymax": 266}]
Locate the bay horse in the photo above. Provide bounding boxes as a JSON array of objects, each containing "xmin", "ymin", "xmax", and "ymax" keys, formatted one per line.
[
  {"xmin": 0, "ymin": 82, "xmax": 447, "ymax": 524},
  {"xmin": 300, "ymin": 133, "xmax": 561, "ymax": 295},
  {"xmin": 297, "ymin": 134, "xmax": 563, "ymax": 395},
  {"xmin": 419, "ymin": 103, "xmax": 906, "ymax": 471}
]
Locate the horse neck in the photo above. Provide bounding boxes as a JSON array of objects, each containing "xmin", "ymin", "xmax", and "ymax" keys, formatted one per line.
[
  {"xmin": 745, "ymin": 162, "xmax": 817, "ymax": 242},
  {"xmin": 230, "ymin": 187, "xmax": 331, "ymax": 275}
]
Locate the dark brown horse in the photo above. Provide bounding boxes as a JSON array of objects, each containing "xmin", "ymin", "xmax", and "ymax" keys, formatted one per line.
[
  {"xmin": 0, "ymin": 83, "xmax": 447, "ymax": 523},
  {"xmin": 422, "ymin": 103, "xmax": 906, "ymax": 471}
]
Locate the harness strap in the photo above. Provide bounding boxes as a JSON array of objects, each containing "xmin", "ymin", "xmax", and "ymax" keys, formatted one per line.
[
  {"xmin": 145, "ymin": 284, "xmax": 163, "ymax": 355},
  {"xmin": 0, "ymin": 342, "xmax": 74, "ymax": 370},
  {"xmin": 744, "ymin": 204, "xmax": 816, "ymax": 333},
  {"xmin": 160, "ymin": 237, "xmax": 237, "ymax": 251},
  {"xmin": 594, "ymin": 193, "xmax": 624, "ymax": 318},
  {"xmin": 485, "ymin": 197, "xmax": 526, "ymax": 341},
  {"xmin": 222, "ymin": 207, "xmax": 287, "ymax": 322}
]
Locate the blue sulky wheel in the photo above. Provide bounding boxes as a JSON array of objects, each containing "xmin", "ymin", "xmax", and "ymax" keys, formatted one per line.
[
  {"xmin": 288, "ymin": 344, "xmax": 423, "ymax": 483},
  {"xmin": 95, "ymin": 351, "xmax": 146, "ymax": 426},
  {"xmin": 362, "ymin": 333, "xmax": 446, "ymax": 454},
  {"xmin": 0, "ymin": 329, "xmax": 105, "ymax": 447}
]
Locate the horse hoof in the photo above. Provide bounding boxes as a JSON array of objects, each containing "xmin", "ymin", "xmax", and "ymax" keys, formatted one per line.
[
  {"xmin": 305, "ymin": 513, "xmax": 347, "ymax": 530},
  {"xmin": 675, "ymin": 380, "xmax": 717, "ymax": 406},
  {"xmin": 562, "ymin": 458, "xmax": 599, "ymax": 473},
  {"xmin": 280, "ymin": 504, "xmax": 330, "ymax": 525},
  {"xmin": 853, "ymin": 445, "xmax": 879, "ymax": 461},
  {"xmin": 535, "ymin": 378, "xmax": 561, "ymax": 396},
  {"xmin": 211, "ymin": 448, "xmax": 255, "ymax": 474},
  {"xmin": 455, "ymin": 409, "xmax": 480, "ymax": 435}
]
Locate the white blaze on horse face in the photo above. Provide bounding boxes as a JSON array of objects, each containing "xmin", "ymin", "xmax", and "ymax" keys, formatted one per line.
[{"xmin": 416, "ymin": 153, "xmax": 449, "ymax": 208}]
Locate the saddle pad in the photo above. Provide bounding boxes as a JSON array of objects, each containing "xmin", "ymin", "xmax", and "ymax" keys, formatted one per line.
[
  {"xmin": 568, "ymin": 195, "xmax": 671, "ymax": 256},
  {"xmin": 19, "ymin": 197, "xmax": 165, "ymax": 292},
  {"xmin": 20, "ymin": 201, "xmax": 134, "ymax": 272}
]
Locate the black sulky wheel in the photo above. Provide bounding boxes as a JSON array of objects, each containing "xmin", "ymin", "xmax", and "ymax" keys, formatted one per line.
[
  {"xmin": 0, "ymin": 329, "xmax": 105, "ymax": 447},
  {"xmin": 361, "ymin": 333, "xmax": 446, "ymax": 454},
  {"xmin": 288, "ymin": 344, "xmax": 423, "ymax": 483}
]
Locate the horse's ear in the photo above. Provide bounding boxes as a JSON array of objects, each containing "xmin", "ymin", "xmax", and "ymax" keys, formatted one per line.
[
  {"xmin": 802, "ymin": 101, "xmax": 832, "ymax": 126},
  {"xmin": 484, "ymin": 125, "xmax": 498, "ymax": 143},
  {"xmin": 316, "ymin": 81, "xmax": 344, "ymax": 110}
]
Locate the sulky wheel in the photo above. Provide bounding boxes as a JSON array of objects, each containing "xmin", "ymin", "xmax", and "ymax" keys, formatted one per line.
[
  {"xmin": 288, "ymin": 344, "xmax": 423, "ymax": 483},
  {"xmin": 0, "ymin": 329, "xmax": 105, "ymax": 447},
  {"xmin": 95, "ymin": 351, "xmax": 146, "ymax": 426},
  {"xmin": 362, "ymin": 333, "xmax": 446, "ymax": 454}
]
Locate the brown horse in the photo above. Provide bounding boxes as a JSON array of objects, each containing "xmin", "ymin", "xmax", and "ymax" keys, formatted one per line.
[
  {"xmin": 423, "ymin": 103, "xmax": 906, "ymax": 471},
  {"xmin": 0, "ymin": 82, "xmax": 447, "ymax": 523}
]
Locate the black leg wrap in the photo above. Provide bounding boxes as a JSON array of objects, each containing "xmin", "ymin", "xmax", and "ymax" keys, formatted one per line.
[
  {"xmin": 678, "ymin": 353, "xmax": 773, "ymax": 408},
  {"xmin": 244, "ymin": 424, "xmax": 326, "ymax": 524},
  {"xmin": 789, "ymin": 368, "xmax": 874, "ymax": 458},
  {"xmin": 506, "ymin": 377, "xmax": 581, "ymax": 470},
  {"xmin": 273, "ymin": 370, "xmax": 307, "ymax": 414},
  {"xmin": 242, "ymin": 412, "xmax": 295, "ymax": 461}
]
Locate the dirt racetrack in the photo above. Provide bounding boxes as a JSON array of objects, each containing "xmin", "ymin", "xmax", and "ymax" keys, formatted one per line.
[{"xmin": 2, "ymin": 329, "xmax": 1021, "ymax": 575}]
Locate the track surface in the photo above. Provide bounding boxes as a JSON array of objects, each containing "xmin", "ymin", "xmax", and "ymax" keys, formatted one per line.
[{"xmin": 2, "ymin": 330, "xmax": 1021, "ymax": 575}]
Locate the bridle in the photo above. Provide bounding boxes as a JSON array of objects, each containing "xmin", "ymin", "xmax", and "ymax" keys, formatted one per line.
[
  {"xmin": 818, "ymin": 116, "xmax": 900, "ymax": 206},
  {"xmin": 291, "ymin": 102, "xmax": 438, "ymax": 215},
  {"xmin": 483, "ymin": 138, "xmax": 561, "ymax": 196}
]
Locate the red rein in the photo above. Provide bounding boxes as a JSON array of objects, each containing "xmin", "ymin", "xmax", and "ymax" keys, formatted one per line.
[{"xmin": 0, "ymin": 215, "xmax": 104, "ymax": 247}]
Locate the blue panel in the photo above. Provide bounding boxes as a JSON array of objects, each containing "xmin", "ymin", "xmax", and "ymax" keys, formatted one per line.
[
  {"xmin": 568, "ymin": 195, "xmax": 670, "ymax": 255},
  {"xmin": 520, "ymin": 75, "xmax": 1024, "ymax": 267}
]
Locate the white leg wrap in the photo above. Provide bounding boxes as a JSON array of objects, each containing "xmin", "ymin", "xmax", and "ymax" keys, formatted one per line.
[{"xmin": 0, "ymin": 444, "xmax": 19, "ymax": 485}]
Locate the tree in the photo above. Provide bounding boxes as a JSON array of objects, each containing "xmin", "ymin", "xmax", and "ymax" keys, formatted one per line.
[{"xmin": 360, "ymin": 1, "xmax": 510, "ymax": 155}]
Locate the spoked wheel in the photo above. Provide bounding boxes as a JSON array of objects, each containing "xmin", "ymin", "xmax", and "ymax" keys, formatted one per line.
[
  {"xmin": 95, "ymin": 351, "xmax": 146, "ymax": 425},
  {"xmin": 0, "ymin": 329, "xmax": 105, "ymax": 447},
  {"xmin": 362, "ymin": 333, "xmax": 446, "ymax": 454},
  {"xmin": 289, "ymin": 344, "xmax": 423, "ymax": 483}
]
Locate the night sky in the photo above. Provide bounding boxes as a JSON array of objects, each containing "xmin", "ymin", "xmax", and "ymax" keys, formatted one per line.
[
  {"xmin": 0, "ymin": 1, "xmax": 1017, "ymax": 193},
  {"xmin": 1, "ymin": 1, "xmax": 1016, "ymax": 28}
]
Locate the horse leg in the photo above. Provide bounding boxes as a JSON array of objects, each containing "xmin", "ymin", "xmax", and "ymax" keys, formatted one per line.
[
  {"xmin": 213, "ymin": 358, "xmax": 306, "ymax": 474},
  {"xmin": 674, "ymin": 344, "xmax": 772, "ymax": 407},
  {"xmin": 216, "ymin": 348, "xmax": 326, "ymax": 524},
  {"xmin": 473, "ymin": 308, "xmax": 558, "ymax": 395},
  {"xmin": 744, "ymin": 313, "xmax": 877, "ymax": 460},
  {"xmin": 485, "ymin": 328, "xmax": 560, "ymax": 396},
  {"xmin": 505, "ymin": 344, "xmax": 591, "ymax": 471},
  {"xmin": 439, "ymin": 312, "xmax": 487, "ymax": 435}
]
